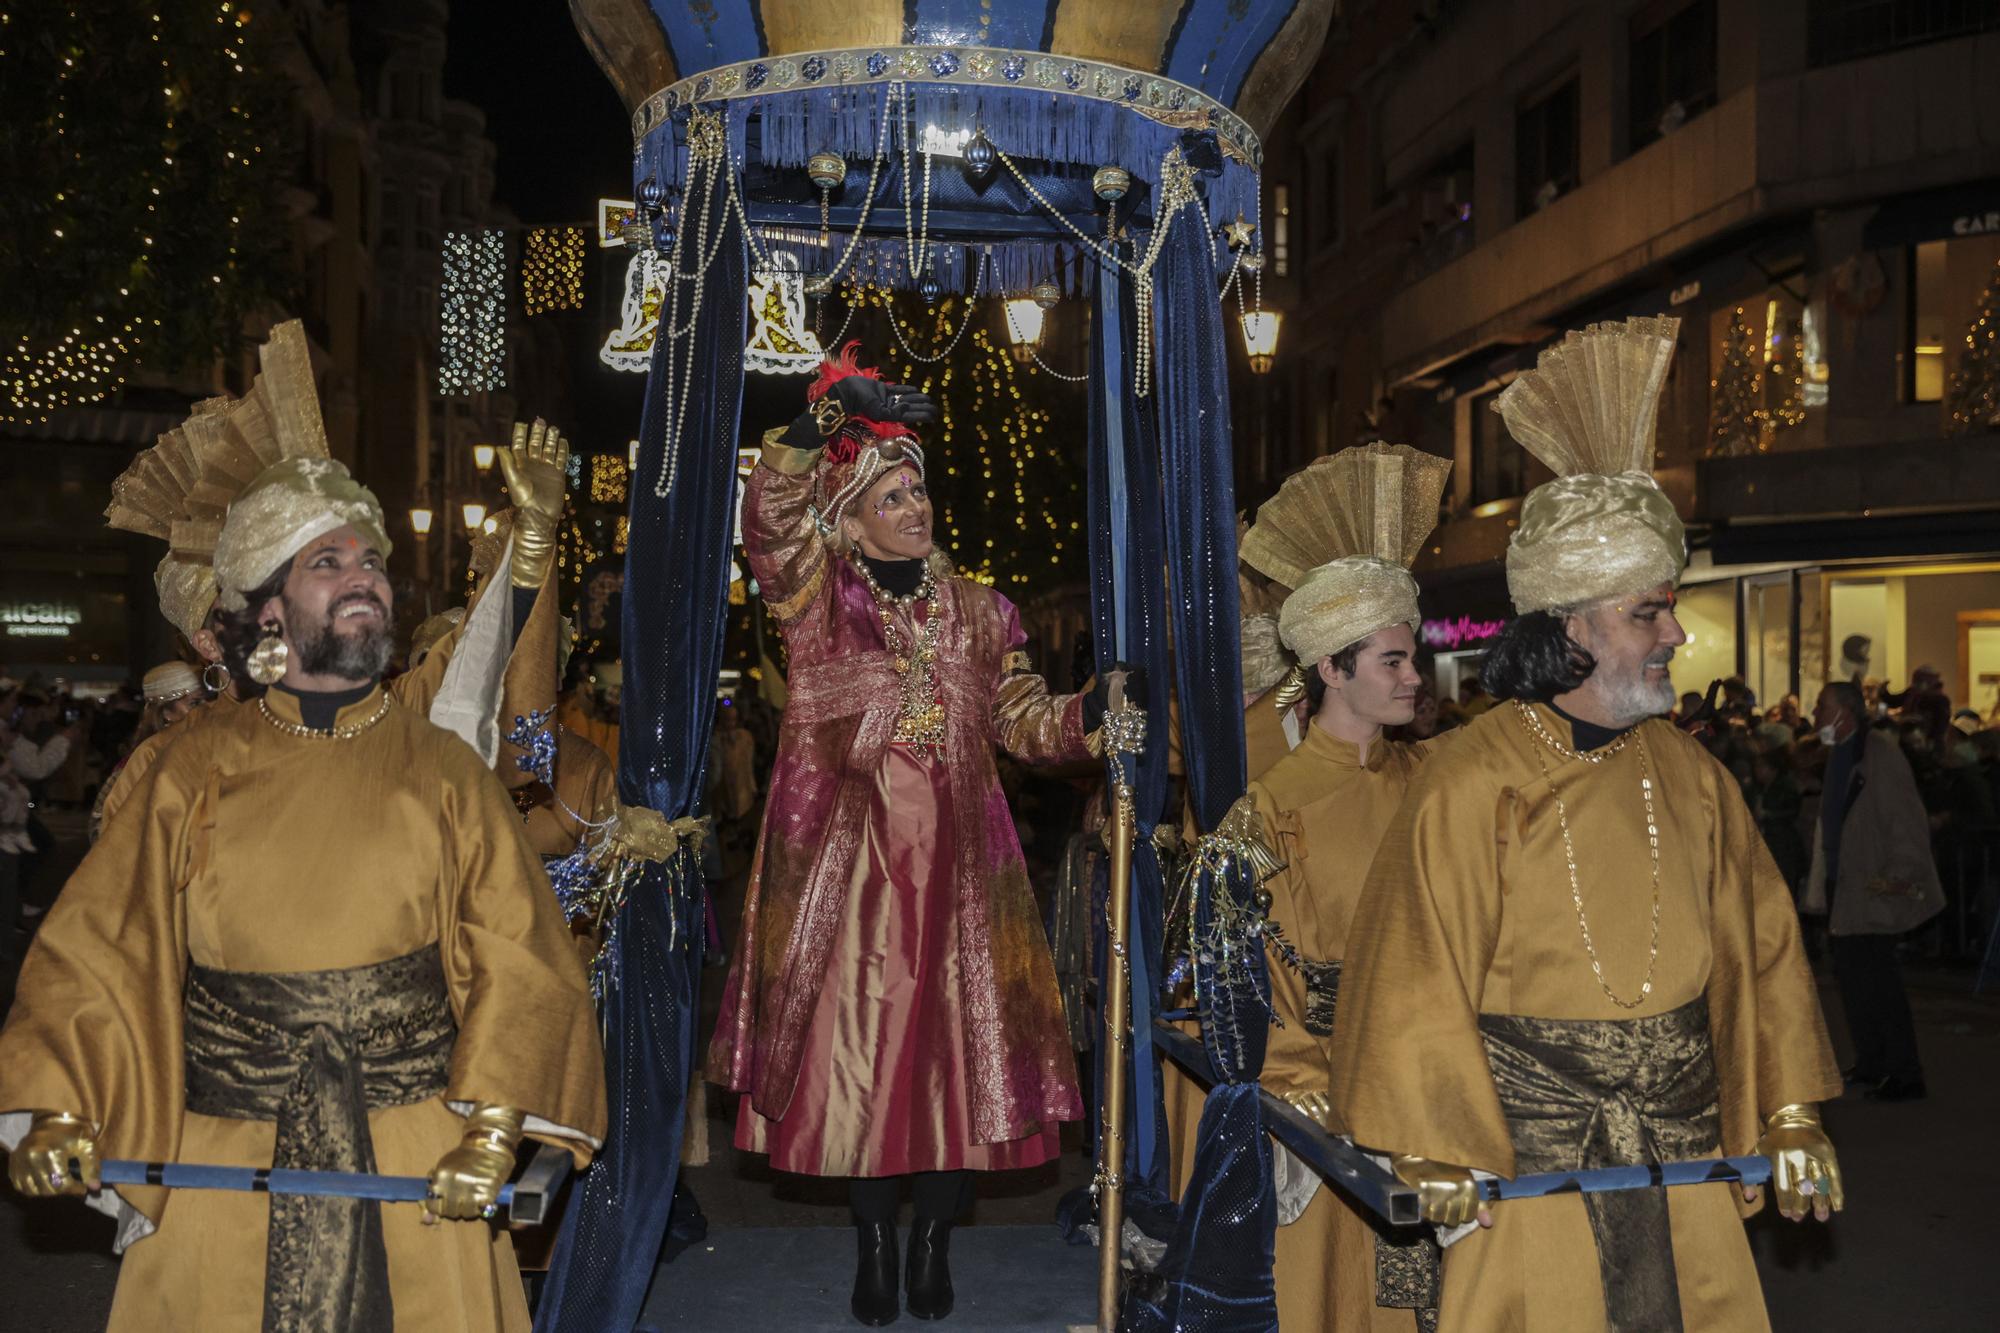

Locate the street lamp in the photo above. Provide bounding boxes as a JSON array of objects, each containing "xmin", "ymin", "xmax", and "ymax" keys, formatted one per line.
[
  {"xmin": 1241, "ymin": 309, "xmax": 1282, "ymax": 374},
  {"xmin": 472, "ymin": 443, "xmax": 496, "ymax": 472},
  {"xmin": 461, "ymin": 502, "xmax": 488, "ymax": 533},
  {"xmin": 409, "ymin": 507, "xmax": 435, "ymax": 536},
  {"xmin": 1003, "ymin": 296, "xmax": 1045, "ymax": 366}
]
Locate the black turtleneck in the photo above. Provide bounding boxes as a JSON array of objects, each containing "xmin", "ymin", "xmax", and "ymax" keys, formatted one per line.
[
  {"xmin": 1549, "ymin": 701, "xmax": 1632, "ymax": 753},
  {"xmin": 272, "ymin": 680, "xmax": 376, "ymax": 731},
  {"xmin": 860, "ymin": 553, "xmax": 926, "ymax": 598}
]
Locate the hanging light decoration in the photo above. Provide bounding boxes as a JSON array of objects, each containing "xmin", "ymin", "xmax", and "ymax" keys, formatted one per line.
[
  {"xmin": 1031, "ymin": 279, "xmax": 1061, "ymax": 311},
  {"xmin": 637, "ymin": 176, "xmax": 666, "ymax": 212},
  {"xmin": 918, "ymin": 271, "xmax": 944, "ymax": 306},
  {"xmin": 521, "ymin": 227, "xmax": 586, "ymax": 316},
  {"xmin": 438, "ymin": 230, "xmax": 508, "ymax": 394},
  {"xmin": 1240, "ymin": 309, "xmax": 1282, "ymax": 375},
  {"xmin": 1003, "ymin": 297, "xmax": 1046, "ymax": 365}
]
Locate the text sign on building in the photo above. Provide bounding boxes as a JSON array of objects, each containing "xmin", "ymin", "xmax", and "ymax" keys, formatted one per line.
[
  {"xmin": 1421, "ymin": 615, "xmax": 1508, "ymax": 651},
  {"xmin": 1, "ymin": 602, "xmax": 82, "ymax": 638},
  {"xmin": 1953, "ymin": 211, "xmax": 2000, "ymax": 236}
]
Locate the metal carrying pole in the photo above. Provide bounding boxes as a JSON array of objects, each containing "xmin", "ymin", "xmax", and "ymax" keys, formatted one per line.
[{"xmin": 1095, "ymin": 681, "xmax": 1143, "ymax": 1331}]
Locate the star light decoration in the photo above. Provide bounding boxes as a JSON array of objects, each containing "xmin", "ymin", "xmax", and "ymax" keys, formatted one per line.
[
  {"xmin": 438, "ymin": 230, "xmax": 508, "ymax": 394},
  {"xmin": 521, "ymin": 226, "xmax": 585, "ymax": 316}
]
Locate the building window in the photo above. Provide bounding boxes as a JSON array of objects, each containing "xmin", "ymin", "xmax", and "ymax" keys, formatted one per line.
[
  {"xmin": 1628, "ymin": 0, "xmax": 1717, "ymax": 153},
  {"xmin": 1904, "ymin": 233, "xmax": 2000, "ymax": 407},
  {"xmin": 1469, "ymin": 386, "xmax": 1531, "ymax": 504},
  {"xmin": 1807, "ymin": 0, "xmax": 2000, "ymax": 69},
  {"xmin": 1272, "ymin": 183, "xmax": 1291, "ymax": 278},
  {"xmin": 1412, "ymin": 141, "xmax": 1476, "ymax": 276},
  {"xmin": 1515, "ymin": 75, "xmax": 1579, "ymax": 219}
]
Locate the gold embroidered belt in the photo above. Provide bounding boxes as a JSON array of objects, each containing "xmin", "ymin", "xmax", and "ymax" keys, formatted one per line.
[
  {"xmin": 1478, "ymin": 995, "xmax": 1720, "ymax": 1333},
  {"xmin": 184, "ymin": 945, "xmax": 457, "ymax": 1333}
]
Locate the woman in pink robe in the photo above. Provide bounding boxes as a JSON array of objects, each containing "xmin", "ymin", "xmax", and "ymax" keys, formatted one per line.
[{"xmin": 707, "ymin": 350, "xmax": 1106, "ymax": 1325}]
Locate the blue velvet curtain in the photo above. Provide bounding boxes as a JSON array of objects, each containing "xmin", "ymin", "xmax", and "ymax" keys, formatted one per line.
[
  {"xmin": 535, "ymin": 155, "xmax": 746, "ymax": 1333},
  {"xmin": 1080, "ymin": 258, "xmax": 1174, "ymax": 1221},
  {"xmin": 1125, "ymin": 203, "xmax": 1278, "ymax": 1331}
]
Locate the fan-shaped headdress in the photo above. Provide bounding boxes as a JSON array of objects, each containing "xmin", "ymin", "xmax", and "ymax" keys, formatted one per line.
[
  {"xmin": 1493, "ymin": 316, "xmax": 1686, "ymax": 612},
  {"xmin": 1242, "ymin": 443, "xmax": 1452, "ymax": 666},
  {"xmin": 103, "ymin": 322, "xmax": 379, "ymax": 626},
  {"xmin": 806, "ymin": 342, "xmax": 926, "ymax": 530}
]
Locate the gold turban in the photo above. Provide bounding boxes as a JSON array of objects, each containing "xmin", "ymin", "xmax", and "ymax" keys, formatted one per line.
[
  {"xmin": 153, "ymin": 554, "xmax": 218, "ymax": 644},
  {"xmin": 1244, "ymin": 443, "xmax": 1451, "ymax": 664},
  {"xmin": 212, "ymin": 457, "xmax": 393, "ymax": 608},
  {"xmin": 1494, "ymin": 316, "xmax": 1687, "ymax": 613},
  {"xmin": 141, "ymin": 660, "xmax": 202, "ymax": 704},
  {"xmin": 1239, "ymin": 612, "xmax": 1290, "ymax": 696}
]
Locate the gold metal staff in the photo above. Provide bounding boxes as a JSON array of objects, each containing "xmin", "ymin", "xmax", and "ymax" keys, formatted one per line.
[{"xmin": 1095, "ymin": 676, "xmax": 1146, "ymax": 1331}]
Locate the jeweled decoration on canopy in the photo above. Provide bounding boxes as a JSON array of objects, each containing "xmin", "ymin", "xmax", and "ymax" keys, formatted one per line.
[{"xmin": 438, "ymin": 230, "xmax": 508, "ymax": 394}]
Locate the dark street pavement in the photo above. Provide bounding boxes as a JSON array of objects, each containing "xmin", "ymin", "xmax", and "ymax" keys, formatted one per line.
[{"xmin": 2, "ymin": 809, "xmax": 1994, "ymax": 1330}]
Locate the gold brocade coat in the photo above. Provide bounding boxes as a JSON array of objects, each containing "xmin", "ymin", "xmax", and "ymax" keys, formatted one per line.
[
  {"xmin": 97, "ymin": 575, "xmax": 562, "ymax": 827},
  {"xmin": 707, "ymin": 439, "xmax": 1088, "ymax": 1146},
  {"xmin": 1329, "ymin": 703, "xmax": 1842, "ymax": 1332},
  {"xmin": 0, "ymin": 686, "xmax": 607, "ymax": 1332}
]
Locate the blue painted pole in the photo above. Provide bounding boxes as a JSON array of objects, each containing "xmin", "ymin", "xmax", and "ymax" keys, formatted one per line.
[{"xmin": 96, "ymin": 1159, "xmax": 511, "ymax": 1207}]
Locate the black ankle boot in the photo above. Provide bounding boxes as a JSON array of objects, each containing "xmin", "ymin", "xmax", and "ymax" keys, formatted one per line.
[
  {"xmin": 851, "ymin": 1221, "xmax": 900, "ymax": 1326},
  {"xmin": 905, "ymin": 1217, "xmax": 954, "ymax": 1320}
]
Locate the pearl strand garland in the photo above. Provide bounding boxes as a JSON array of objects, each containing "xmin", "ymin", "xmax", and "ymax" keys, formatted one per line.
[
  {"xmin": 888, "ymin": 250, "xmax": 987, "ymax": 363},
  {"xmin": 652, "ymin": 110, "xmax": 728, "ymax": 499}
]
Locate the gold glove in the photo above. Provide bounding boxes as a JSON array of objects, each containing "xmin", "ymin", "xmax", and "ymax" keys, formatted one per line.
[
  {"xmin": 1280, "ymin": 1089, "xmax": 1333, "ymax": 1128},
  {"xmin": 1755, "ymin": 1102, "xmax": 1843, "ymax": 1222},
  {"xmin": 497, "ymin": 419, "xmax": 571, "ymax": 589},
  {"xmin": 8, "ymin": 1111, "xmax": 99, "ymax": 1199},
  {"xmin": 1392, "ymin": 1153, "xmax": 1484, "ymax": 1228},
  {"xmin": 425, "ymin": 1104, "xmax": 524, "ymax": 1222}
]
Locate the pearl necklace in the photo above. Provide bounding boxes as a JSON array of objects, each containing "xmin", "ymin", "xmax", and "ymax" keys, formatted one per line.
[
  {"xmin": 854, "ymin": 556, "xmax": 947, "ymax": 754},
  {"xmin": 1513, "ymin": 701, "xmax": 1663, "ymax": 1010},
  {"xmin": 257, "ymin": 690, "xmax": 393, "ymax": 741}
]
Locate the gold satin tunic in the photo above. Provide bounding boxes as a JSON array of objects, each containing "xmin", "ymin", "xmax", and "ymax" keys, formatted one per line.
[
  {"xmin": 1329, "ymin": 704, "xmax": 1841, "ymax": 1333},
  {"xmin": 0, "ymin": 685, "xmax": 607, "ymax": 1332}
]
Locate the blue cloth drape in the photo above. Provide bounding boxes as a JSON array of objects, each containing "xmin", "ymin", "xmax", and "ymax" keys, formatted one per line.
[
  {"xmin": 1084, "ymin": 256, "xmax": 1174, "ymax": 1212},
  {"xmin": 534, "ymin": 154, "xmax": 746, "ymax": 1333}
]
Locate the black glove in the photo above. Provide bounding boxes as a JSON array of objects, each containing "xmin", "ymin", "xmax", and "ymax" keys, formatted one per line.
[
  {"xmin": 1084, "ymin": 662, "xmax": 1147, "ymax": 733},
  {"xmin": 830, "ymin": 375, "xmax": 939, "ymax": 427}
]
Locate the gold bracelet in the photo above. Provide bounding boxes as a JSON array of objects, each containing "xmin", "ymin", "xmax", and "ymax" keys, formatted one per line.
[{"xmin": 810, "ymin": 396, "xmax": 846, "ymax": 437}]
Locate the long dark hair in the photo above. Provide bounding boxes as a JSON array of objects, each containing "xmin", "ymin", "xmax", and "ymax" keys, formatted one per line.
[
  {"xmin": 212, "ymin": 566, "xmax": 290, "ymax": 698},
  {"xmin": 1479, "ymin": 610, "xmax": 1595, "ymax": 703}
]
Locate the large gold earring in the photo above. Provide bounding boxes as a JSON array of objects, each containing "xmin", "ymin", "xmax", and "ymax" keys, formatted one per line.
[{"xmin": 247, "ymin": 622, "xmax": 289, "ymax": 685}]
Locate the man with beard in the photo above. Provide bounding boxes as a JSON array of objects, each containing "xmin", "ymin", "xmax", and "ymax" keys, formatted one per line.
[
  {"xmin": 1330, "ymin": 317, "xmax": 1843, "ymax": 1332},
  {"xmin": 95, "ymin": 322, "xmax": 568, "ymax": 831},
  {"xmin": 3, "ymin": 406, "xmax": 604, "ymax": 1329}
]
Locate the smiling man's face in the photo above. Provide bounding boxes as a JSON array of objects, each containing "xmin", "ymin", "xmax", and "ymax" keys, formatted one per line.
[{"xmin": 264, "ymin": 524, "xmax": 394, "ymax": 682}]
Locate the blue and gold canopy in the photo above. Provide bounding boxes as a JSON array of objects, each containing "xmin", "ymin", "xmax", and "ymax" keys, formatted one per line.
[{"xmin": 573, "ymin": 0, "xmax": 1337, "ymax": 250}]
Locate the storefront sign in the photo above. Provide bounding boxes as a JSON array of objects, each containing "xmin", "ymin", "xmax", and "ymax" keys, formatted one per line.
[
  {"xmin": 1, "ymin": 601, "xmax": 81, "ymax": 638},
  {"xmin": 1669, "ymin": 279, "xmax": 1702, "ymax": 306},
  {"xmin": 1421, "ymin": 614, "xmax": 1508, "ymax": 650},
  {"xmin": 1953, "ymin": 210, "xmax": 2000, "ymax": 236}
]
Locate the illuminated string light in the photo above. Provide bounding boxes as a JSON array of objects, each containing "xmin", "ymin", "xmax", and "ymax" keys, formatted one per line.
[
  {"xmin": 589, "ymin": 453, "xmax": 630, "ymax": 505},
  {"xmin": 438, "ymin": 230, "xmax": 508, "ymax": 394},
  {"xmin": 521, "ymin": 226, "xmax": 585, "ymax": 316}
]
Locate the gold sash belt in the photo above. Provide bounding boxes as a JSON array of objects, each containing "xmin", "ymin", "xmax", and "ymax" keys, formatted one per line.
[
  {"xmin": 184, "ymin": 945, "xmax": 456, "ymax": 1333},
  {"xmin": 1478, "ymin": 995, "xmax": 1720, "ymax": 1333}
]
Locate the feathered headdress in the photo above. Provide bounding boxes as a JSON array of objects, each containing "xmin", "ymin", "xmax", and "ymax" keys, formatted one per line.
[
  {"xmin": 808, "ymin": 342, "xmax": 926, "ymax": 529},
  {"xmin": 1493, "ymin": 315, "xmax": 1685, "ymax": 613},
  {"xmin": 1243, "ymin": 443, "xmax": 1451, "ymax": 668}
]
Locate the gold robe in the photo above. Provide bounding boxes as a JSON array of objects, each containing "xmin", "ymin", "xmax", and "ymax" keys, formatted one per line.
[
  {"xmin": 1254, "ymin": 726, "xmax": 1431, "ymax": 1333},
  {"xmin": 1329, "ymin": 703, "xmax": 1841, "ymax": 1332},
  {"xmin": 0, "ymin": 685, "xmax": 607, "ymax": 1332},
  {"xmin": 97, "ymin": 577, "xmax": 561, "ymax": 827}
]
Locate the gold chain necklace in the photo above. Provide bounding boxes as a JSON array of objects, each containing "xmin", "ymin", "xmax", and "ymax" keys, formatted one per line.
[
  {"xmin": 1514, "ymin": 701, "xmax": 1662, "ymax": 1010},
  {"xmin": 853, "ymin": 557, "xmax": 946, "ymax": 753},
  {"xmin": 257, "ymin": 690, "xmax": 393, "ymax": 741}
]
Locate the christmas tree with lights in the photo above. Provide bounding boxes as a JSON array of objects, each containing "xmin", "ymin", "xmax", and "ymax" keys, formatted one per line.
[
  {"xmin": 1707, "ymin": 306, "xmax": 1763, "ymax": 457},
  {"xmin": 1945, "ymin": 260, "xmax": 2000, "ymax": 435}
]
